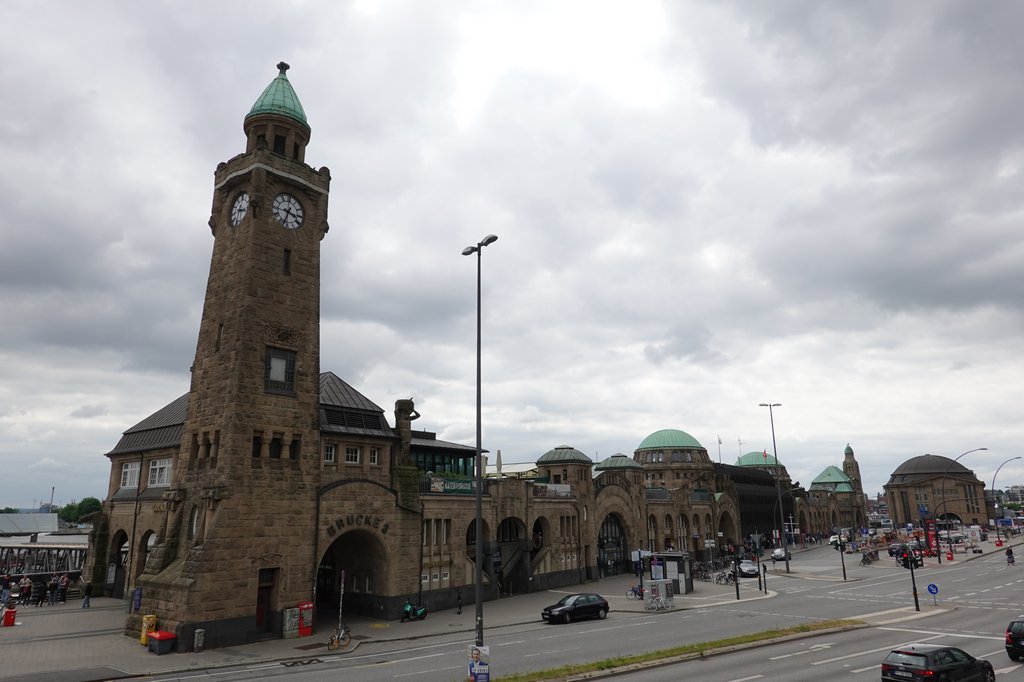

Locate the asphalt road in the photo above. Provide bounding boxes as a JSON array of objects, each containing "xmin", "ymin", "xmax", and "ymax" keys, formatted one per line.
[{"xmin": 140, "ymin": 545, "xmax": 1024, "ymax": 682}]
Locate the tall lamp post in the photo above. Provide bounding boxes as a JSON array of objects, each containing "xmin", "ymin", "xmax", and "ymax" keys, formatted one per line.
[
  {"xmin": 463, "ymin": 234, "xmax": 498, "ymax": 648},
  {"xmin": 759, "ymin": 402, "xmax": 789, "ymax": 573},
  {"xmin": 992, "ymin": 456, "xmax": 1021, "ymax": 547},
  {"xmin": 935, "ymin": 447, "xmax": 987, "ymax": 564}
]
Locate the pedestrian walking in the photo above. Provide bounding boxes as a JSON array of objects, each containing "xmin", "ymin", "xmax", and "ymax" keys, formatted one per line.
[
  {"xmin": 0, "ymin": 575, "xmax": 10, "ymax": 605},
  {"xmin": 81, "ymin": 581, "xmax": 91, "ymax": 608}
]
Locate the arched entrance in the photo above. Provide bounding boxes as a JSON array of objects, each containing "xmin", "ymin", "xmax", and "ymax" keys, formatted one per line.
[
  {"xmin": 107, "ymin": 529, "xmax": 128, "ymax": 599},
  {"xmin": 597, "ymin": 514, "xmax": 628, "ymax": 577},
  {"xmin": 495, "ymin": 517, "xmax": 528, "ymax": 596},
  {"xmin": 317, "ymin": 529, "xmax": 389, "ymax": 620}
]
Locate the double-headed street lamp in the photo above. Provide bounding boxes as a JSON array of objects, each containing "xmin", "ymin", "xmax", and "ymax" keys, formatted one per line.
[
  {"xmin": 463, "ymin": 234, "xmax": 498, "ymax": 648},
  {"xmin": 935, "ymin": 448, "xmax": 987, "ymax": 564},
  {"xmin": 759, "ymin": 402, "xmax": 789, "ymax": 573},
  {"xmin": 993, "ymin": 456, "xmax": 1022, "ymax": 546}
]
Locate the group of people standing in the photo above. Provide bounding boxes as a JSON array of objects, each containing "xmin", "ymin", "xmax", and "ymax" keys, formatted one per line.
[{"xmin": 1, "ymin": 573, "xmax": 89, "ymax": 608}]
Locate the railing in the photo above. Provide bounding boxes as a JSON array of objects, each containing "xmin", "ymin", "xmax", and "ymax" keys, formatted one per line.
[{"xmin": 0, "ymin": 543, "xmax": 88, "ymax": 578}]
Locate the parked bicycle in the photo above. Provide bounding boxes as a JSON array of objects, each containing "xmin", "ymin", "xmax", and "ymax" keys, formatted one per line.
[
  {"xmin": 327, "ymin": 623, "xmax": 352, "ymax": 651},
  {"xmin": 625, "ymin": 584, "xmax": 645, "ymax": 600},
  {"xmin": 714, "ymin": 571, "xmax": 736, "ymax": 586},
  {"xmin": 644, "ymin": 595, "xmax": 672, "ymax": 612}
]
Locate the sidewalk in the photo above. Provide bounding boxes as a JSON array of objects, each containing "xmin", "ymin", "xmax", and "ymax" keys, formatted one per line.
[
  {"xmin": 6, "ymin": 538, "xmax": 1010, "ymax": 682},
  {"xmin": 0, "ymin": 572, "xmax": 766, "ymax": 682}
]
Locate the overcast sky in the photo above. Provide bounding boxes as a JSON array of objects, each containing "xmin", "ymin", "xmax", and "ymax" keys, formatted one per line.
[{"xmin": 2, "ymin": 1, "xmax": 1023, "ymax": 511}]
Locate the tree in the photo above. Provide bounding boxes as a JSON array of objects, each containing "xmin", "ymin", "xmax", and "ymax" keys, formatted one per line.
[
  {"xmin": 78, "ymin": 497, "xmax": 102, "ymax": 518},
  {"xmin": 59, "ymin": 502, "xmax": 80, "ymax": 522}
]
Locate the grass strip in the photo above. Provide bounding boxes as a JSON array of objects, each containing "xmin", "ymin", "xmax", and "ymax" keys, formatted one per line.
[{"xmin": 497, "ymin": 618, "xmax": 863, "ymax": 681}]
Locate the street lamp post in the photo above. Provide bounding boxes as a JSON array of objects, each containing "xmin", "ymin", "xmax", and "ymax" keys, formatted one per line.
[
  {"xmin": 936, "ymin": 447, "xmax": 987, "ymax": 564},
  {"xmin": 463, "ymin": 234, "xmax": 498, "ymax": 648},
  {"xmin": 759, "ymin": 402, "xmax": 789, "ymax": 573},
  {"xmin": 992, "ymin": 456, "xmax": 1022, "ymax": 547}
]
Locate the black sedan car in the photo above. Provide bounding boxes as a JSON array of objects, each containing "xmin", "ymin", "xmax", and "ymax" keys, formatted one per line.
[
  {"xmin": 1006, "ymin": 617, "xmax": 1024, "ymax": 660},
  {"xmin": 541, "ymin": 593, "xmax": 609, "ymax": 624},
  {"xmin": 881, "ymin": 643, "xmax": 994, "ymax": 681}
]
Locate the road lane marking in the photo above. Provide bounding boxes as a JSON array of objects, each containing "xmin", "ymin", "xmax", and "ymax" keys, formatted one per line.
[{"xmin": 810, "ymin": 635, "xmax": 945, "ymax": 665}]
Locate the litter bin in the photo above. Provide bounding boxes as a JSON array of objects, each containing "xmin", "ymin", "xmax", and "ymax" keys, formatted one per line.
[
  {"xmin": 297, "ymin": 601, "xmax": 313, "ymax": 637},
  {"xmin": 3, "ymin": 607, "xmax": 15, "ymax": 626},
  {"xmin": 147, "ymin": 630, "xmax": 176, "ymax": 655},
  {"xmin": 140, "ymin": 614, "xmax": 157, "ymax": 646}
]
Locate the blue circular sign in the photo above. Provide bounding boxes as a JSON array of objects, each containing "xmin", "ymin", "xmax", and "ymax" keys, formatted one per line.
[{"xmin": 927, "ymin": 583, "xmax": 939, "ymax": 595}]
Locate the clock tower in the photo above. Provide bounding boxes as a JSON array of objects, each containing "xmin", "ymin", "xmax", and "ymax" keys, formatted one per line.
[{"xmin": 133, "ymin": 63, "xmax": 331, "ymax": 647}]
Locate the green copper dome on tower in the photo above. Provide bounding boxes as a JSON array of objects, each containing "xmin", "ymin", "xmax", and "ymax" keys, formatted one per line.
[{"xmin": 246, "ymin": 62, "xmax": 309, "ymax": 133}]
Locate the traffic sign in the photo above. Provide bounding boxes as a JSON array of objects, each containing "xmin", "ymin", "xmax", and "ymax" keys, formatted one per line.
[{"xmin": 927, "ymin": 583, "xmax": 938, "ymax": 595}]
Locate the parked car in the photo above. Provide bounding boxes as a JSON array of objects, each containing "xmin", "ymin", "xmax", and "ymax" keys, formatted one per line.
[
  {"xmin": 737, "ymin": 560, "xmax": 760, "ymax": 577},
  {"xmin": 771, "ymin": 547, "xmax": 791, "ymax": 561},
  {"xmin": 888, "ymin": 542, "xmax": 903, "ymax": 557},
  {"xmin": 541, "ymin": 593, "xmax": 609, "ymax": 624},
  {"xmin": 1006, "ymin": 617, "xmax": 1024, "ymax": 661},
  {"xmin": 881, "ymin": 643, "xmax": 994, "ymax": 681}
]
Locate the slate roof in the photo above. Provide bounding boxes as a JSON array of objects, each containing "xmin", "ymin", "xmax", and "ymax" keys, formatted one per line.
[
  {"xmin": 105, "ymin": 394, "xmax": 188, "ymax": 456},
  {"xmin": 537, "ymin": 445, "xmax": 593, "ymax": 465},
  {"xmin": 106, "ymin": 373, "xmax": 395, "ymax": 456},
  {"xmin": 594, "ymin": 453, "xmax": 644, "ymax": 471}
]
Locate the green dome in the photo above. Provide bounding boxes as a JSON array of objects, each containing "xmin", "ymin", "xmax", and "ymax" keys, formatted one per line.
[
  {"xmin": 245, "ymin": 62, "xmax": 309, "ymax": 132},
  {"xmin": 594, "ymin": 453, "xmax": 643, "ymax": 471},
  {"xmin": 537, "ymin": 445, "xmax": 593, "ymax": 465},
  {"xmin": 735, "ymin": 450, "xmax": 782, "ymax": 467},
  {"xmin": 636, "ymin": 429, "xmax": 704, "ymax": 451},
  {"xmin": 844, "ymin": 443, "xmax": 854, "ymax": 456}
]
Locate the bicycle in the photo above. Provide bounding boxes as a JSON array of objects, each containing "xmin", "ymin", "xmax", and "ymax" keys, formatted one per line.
[
  {"xmin": 626, "ymin": 584, "xmax": 645, "ymax": 600},
  {"xmin": 327, "ymin": 623, "xmax": 352, "ymax": 651},
  {"xmin": 860, "ymin": 553, "xmax": 872, "ymax": 566},
  {"xmin": 644, "ymin": 596, "xmax": 672, "ymax": 612}
]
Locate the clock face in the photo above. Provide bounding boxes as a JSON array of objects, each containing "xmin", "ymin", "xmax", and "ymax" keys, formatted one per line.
[
  {"xmin": 272, "ymin": 193, "xmax": 304, "ymax": 229},
  {"xmin": 230, "ymin": 192, "xmax": 249, "ymax": 226}
]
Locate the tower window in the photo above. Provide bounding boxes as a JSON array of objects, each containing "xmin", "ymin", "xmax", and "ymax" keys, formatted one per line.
[
  {"xmin": 252, "ymin": 432, "xmax": 263, "ymax": 458},
  {"xmin": 289, "ymin": 437, "xmax": 300, "ymax": 461},
  {"xmin": 269, "ymin": 433, "xmax": 283, "ymax": 459},
  {"xmin": 265, "ymin": 347, "xmax": 296, "ymax": 394},
  {"xmin": 292, "ymin": 142, "xmax": 300, "ymax": 160},
  {"xmin": 273, "ymin": 135, "xmax": 286, "ymax": 155},
  {"xmin": 324, "ymin": 444, "xmax": 336, "ymax": 464},
  {"xmin": 283, "ymin": 249, "xmax": 291, "ymax": 275}
]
